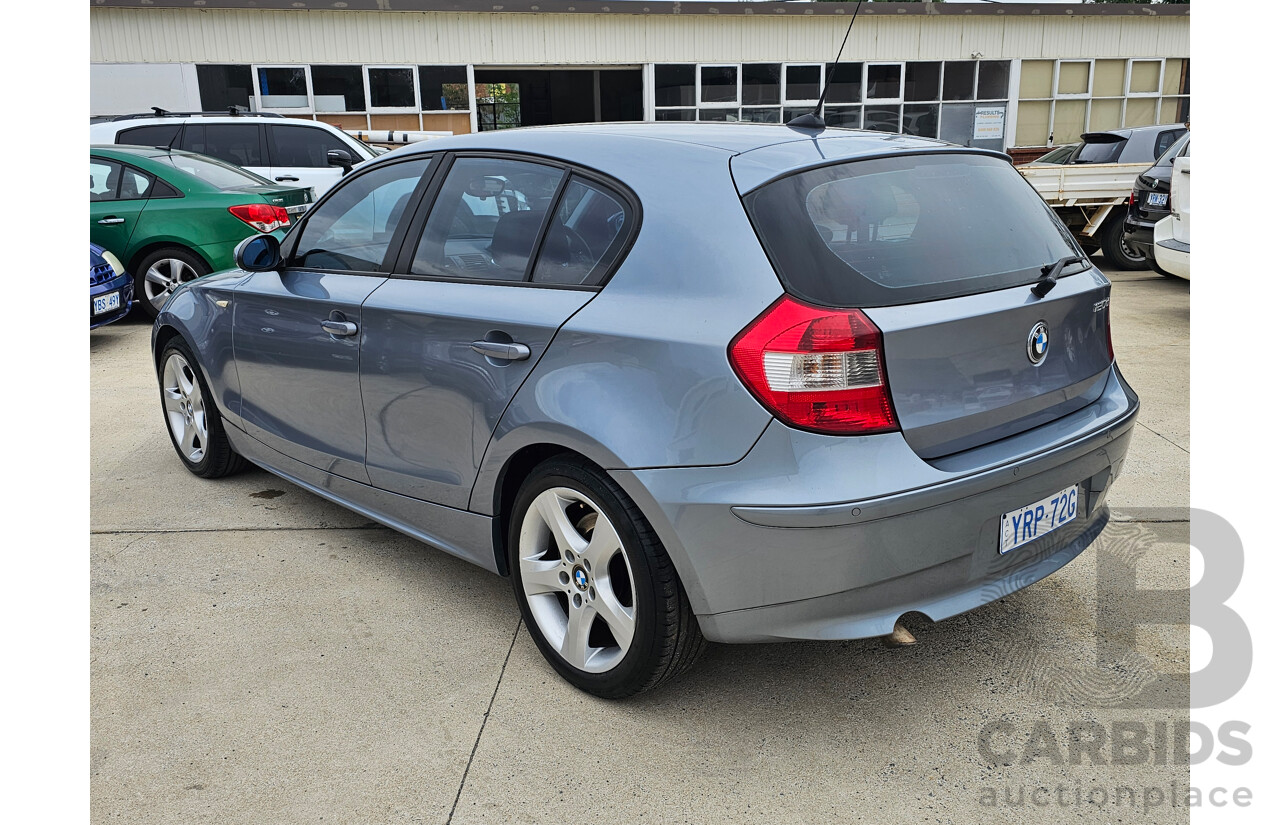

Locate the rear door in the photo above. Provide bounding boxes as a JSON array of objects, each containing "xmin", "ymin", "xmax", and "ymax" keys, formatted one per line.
[
  {"xmin": 740, "ymin": 150, "xmax": 1113, "ymax": 459},
  {"xmin": 179, "ymin": 122, "xmax": 269, "ymax": 178},
  {"xmin": 233, "ymin": 155, "xmax": 434, "ymax": 482},
  {"xmin": 359, "ymin": 154, "xmax": 633, "ymax": 508},
  {"xmin": 89, "ymin": 157, "xmax": 148, "ymax": 260}
]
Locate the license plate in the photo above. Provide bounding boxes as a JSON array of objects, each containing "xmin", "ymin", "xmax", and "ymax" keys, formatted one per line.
[
  {"xmin": 93, "ymin": 291, "xmax": 121, "ymax": 316},
  {"xmin": 1148, "ymin": 192, "xmax": 1169, "ymax": 207},
  {"xmin": 999, "ymin": 484, "xmax": 1079, "ymax": 555}
]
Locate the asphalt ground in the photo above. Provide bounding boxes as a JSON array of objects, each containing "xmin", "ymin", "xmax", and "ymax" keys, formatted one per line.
[{"xmin": 91, "ymin": 264, "xmax": 1190, "ymax": 824}]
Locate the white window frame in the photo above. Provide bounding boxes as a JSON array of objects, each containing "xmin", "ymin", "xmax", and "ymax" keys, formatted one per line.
[
  {"xmin": 1125, "ymin": 59, "xmax": 1164, "ymax": 98},
  {"xmin": 418, "ymin": 65, "xmax": 474, "ymax": 114},
  {"xmin": 253, "ymin": 64, "xmax": 314, "ymax": 114},
  {"xmin": 865, "ymin": 62, "xmax": 905, "ymax": 103},
  {"xmin": 697, "ymin": 63, "xmax": 741, "ymax": 109},
  {"xmin": 364, "ymin": 65, "xmax": 421, "ymax": 114},
  {"xmin": 1053, "ymin": 60, "xmax": 1093, "ymax": 100},
  {"xmin": 783, "ymin": 63, "xmax": 824, "ymax": 106}
]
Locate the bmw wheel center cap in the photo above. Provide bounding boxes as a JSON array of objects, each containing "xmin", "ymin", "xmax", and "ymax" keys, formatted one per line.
[
  {"xmin": 1027, "ymin": 321, "xmax": 1049, "ymax": 366},
  {"xmin": 573, "ymin": 566, "xmax": 589, "ymax": 591}
]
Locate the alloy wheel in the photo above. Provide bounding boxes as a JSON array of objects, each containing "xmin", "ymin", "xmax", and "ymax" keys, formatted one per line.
[
  {"xmin": 518, "ymin": 487, "xmax": 638, "ymax": 673},
  {"xmin": 162, "ymin": 352, "xmax": 208, "ymax": 464},
  {"xmin": 144, "ymin": 258, "xmax": 198, "ymax": 311}
]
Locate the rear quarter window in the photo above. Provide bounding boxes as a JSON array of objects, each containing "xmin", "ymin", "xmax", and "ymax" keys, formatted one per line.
[{"xmin": 742, "ymin": 153, "xmax": 1081, "ymax": 308}]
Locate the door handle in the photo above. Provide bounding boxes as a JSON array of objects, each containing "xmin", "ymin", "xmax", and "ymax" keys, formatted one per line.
[
  {"xmin": 275, "ymin": 175, "xmax": 300, "ymax": 182},
  {"xmin": 471, "ymin": 340, "xmax": 531, "ymax": 361},
  {"xmin": 97, "ymin": 217, "xmax": 125, "ymax": 225},
  {"xmin": 321, "ymin": 319, "xmax": 359, "ymax": 336}
]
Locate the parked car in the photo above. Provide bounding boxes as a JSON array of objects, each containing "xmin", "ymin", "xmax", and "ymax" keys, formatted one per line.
[
  {"xmin": 90, "ymin": 243, "xmax": 133, "ymax": 328},
  {"xmin": 152, "ymin": 123, "xmax": 1138, "ymax": 697},
  {"xmin": 1024, "ymin": 143, "xmax": 1079, "ymax": 166},
  {"xmin": 1154, "ymin": 155, "xmax": 1190, "ymax": 279},
  {"xmin": 1123, "ymin": 132, "xmax": 1190, "ymax": 274},
  {"xmin": 89, "ymin": 109, "xmax": 378, "ymax": 197},
  {"xmin": 1018, "ymin": 125, "xmax": 1187, "ymax": 270},
  {"xmin": 90, "ymin": 145, "xmax": 313, "ymax": 317},
  {"xmin": 1062, "ymin": 124, "xmax": 1186, "ymax": 166}
]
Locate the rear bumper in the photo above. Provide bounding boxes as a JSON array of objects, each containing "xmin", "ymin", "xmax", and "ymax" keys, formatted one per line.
[
  {"xmin": 1153, "ymin": 216, "xmax": 1190, "ymax": 279},
  {"xmin": 1122, "ymin": 219, "xmax": 1155, "ymax": 259},
  {"xmin": 612, "ymin": 366, "xmax": 1138, "ymax": 643}
]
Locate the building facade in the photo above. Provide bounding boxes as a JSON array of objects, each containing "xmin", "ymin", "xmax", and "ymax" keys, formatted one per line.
[{"xmin": 90, "ymin": 0, "xmax": 1190, "ymax": 159}]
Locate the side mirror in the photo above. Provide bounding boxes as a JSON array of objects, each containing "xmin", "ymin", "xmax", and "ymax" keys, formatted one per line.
[
  {"xmin": 234, "ymin": 234, "xmax": 282, "ymax": 272},
  {"xmin": 327, "ymin": 149, "xmax": 355, "ymax": 176}
]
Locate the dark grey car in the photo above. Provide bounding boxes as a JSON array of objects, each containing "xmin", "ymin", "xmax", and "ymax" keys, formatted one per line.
[{"xmin": 152, "ymin": 123, "xmax": 1138, "ymax": 697}]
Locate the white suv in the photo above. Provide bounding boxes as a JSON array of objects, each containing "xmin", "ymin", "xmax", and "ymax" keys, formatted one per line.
[{"xmin": 88, "ymin": 110, "xmax": 380, "ymax": 197}]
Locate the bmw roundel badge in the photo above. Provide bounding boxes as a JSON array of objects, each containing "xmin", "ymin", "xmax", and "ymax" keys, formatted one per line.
[{"xmin": 1027, "ymin": 321, "xmax": 1049, "ymax": 366}]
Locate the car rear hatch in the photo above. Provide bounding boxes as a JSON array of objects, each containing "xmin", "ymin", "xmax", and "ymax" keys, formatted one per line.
[
  {"xmin": 737, "ymin": 149, "xmax": 1113, "ymax": 460},
  {"xmin": 1070, "ymin": 132, "xmax": 1129, "ymax": 165}
]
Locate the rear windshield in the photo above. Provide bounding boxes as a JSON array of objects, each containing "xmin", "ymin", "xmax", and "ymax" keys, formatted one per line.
[
  {"xmin": 156, "ymin": 153, "xmax": 272, "ymax": 190},
  {"xmin": 1071, "ymin": 139, "xmax": 1126, "ymax": 165},
  {"xmin": 743, "ymin": 153, "xmax": 1082, "ymax": 308}
]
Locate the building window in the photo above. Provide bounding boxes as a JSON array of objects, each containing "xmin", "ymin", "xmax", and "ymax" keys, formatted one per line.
[
  {"xmin": 366, "ymin": 66, "xmax": 417, "ymax": 111},
  {"xmin": 312, "ymin": 65, "xmax": 366, "ymax": 113},
  {"xmin": 477, "ymin": 83, "xmax": 521, "ymax": 131},
  {"xmin": 1014, "ymin": 57, "xmax": 1190, "ymax": 148},
  {"xmin": 196, "ymin": 65, "xmax": 253, "ymax": 112},
  {"xmin": 649, "ymin": 60, "xmax": 1008, "ymax": 143},
  {"xmin": 419, "ymin": 66, "xmax": 469, "ymax": 112},
  {"xmin": 256, "ymin": 66, "xmax": 310, "ymax": 112}
]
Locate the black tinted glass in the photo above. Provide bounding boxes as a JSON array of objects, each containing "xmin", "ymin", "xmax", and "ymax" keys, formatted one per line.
[
  {"xmin": 743, "ymin": 154, "xmax": 1080, "ymax": 308},
  {"xmin": 977, "ymin": 61, "xmax": 1011, "ymax": 100},
  {"xmin": 312, "ymin": 65, "xmax": 366, "ymax": 112},
  {"xmin": 291, "ymin": 158, "xmax": 431, "ymax": 272},
  {"xmin": 904, "ymin": 62, "xmax": 941, "ymax": 102},
  {"xmin": 785, "ymin": 65, "xmax": 822, "ymax": 102},
  {"xmin": 369, "ymin": 68, "xmax": 416, "ymax": 108},
  {"xmin": 196, "ymin": 64, "xmax": 253, "ymax": 111},
  {"xmin": 1073, "ymin": 140, "xmax": 1126, "ymax": 164},
  {"xmin": 419, "ymin": 66, "xmax": 468, "ymax": 111},
  {"xmin": 825, "ymin": 63, "xmax": 862, "ymax": 104},
  {"xmin": 700, "ymin": 66, "xmax": 738, "ymax": 104},
  {"xmin": 268, "ymin": 125, "xmax": 351, "ymax": 168},
  {"xmin": 943, "ymin": 61, "xmax": 977, "ymax": 101},
  {"xmin": 180, "ymin": 123, "xmax": 264, "ymax": 167},
  {"xmin": 655, "ymin": 65, "xmax": 695, "ymax": 107},
  {"xmin": 742, "ymin": 64, "xmax": 781, "ymax": 106},
  {"xmin": 118, "ymin": 124, "xmax": 181, "ymax": 149},
  {"xmin": 532, "ymin": 178, "xmax": 629, "ymax": 286}
]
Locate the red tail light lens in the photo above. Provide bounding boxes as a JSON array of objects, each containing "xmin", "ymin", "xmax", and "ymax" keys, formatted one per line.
[
  {"xmin": 228, "ymin": 203, "xmax": 290, "ymax": 233},
  {"xmin": 729, "ymin": 296, "xmax": 898, "ymax": 434}
]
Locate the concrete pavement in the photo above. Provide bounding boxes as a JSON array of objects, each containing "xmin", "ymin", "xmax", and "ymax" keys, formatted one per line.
[{"xmin": 91, "ymin": 265, "xmax": 1191, "ymax": 824}]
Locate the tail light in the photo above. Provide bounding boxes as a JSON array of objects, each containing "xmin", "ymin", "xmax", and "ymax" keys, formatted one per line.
[
  {"xmin": 1128, "ymin": 190, "xmax": 1135, "ymax": 206},
  {"xmin": 729, "ymin": 296, "xmax": 898, "ymax": 435},
  {"xmin": 228, "ymin": 203, "xmax": 290, "ymax": 233}
]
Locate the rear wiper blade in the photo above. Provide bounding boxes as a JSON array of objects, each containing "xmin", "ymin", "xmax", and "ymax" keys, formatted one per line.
[{"xmin": 1031, "ymin": 255, "xmax": 1086, "ymax": 298}]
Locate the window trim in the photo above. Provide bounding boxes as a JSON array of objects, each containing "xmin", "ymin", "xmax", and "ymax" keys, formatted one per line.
[
  {"xmin": 253, "ymin": 64, "xmax": 314, "ymax": 114},
  {"xmin": 1053, "ymin": 60, "xmax": 1093, "ymax": 100},
  {"xmin": 386, "ymin": 150, "xmax": 642, "ymax": 292},
  {"xmin": 865, "ymin": 62, "xmax": 906, "ymax": 103},
  {"xmin": 310, "ymin": 64, "xmax": 369, "ymax": 115},
  {"xmin": 364, "ymin": 64, "xmax": 421, "ymax": 114},
  {"xmin": 697, "ymin": 63, "xmax": 741, "ymax": 108},
  {"xmin": 1125, "ymin": 58, "xmax": 1164, "ymax": 98},
  {"xmin": 783, "ymin": 63, "xmax": 823, "ymax": 106}
]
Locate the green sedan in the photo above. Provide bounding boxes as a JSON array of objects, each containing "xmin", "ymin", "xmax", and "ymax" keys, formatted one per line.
[{"xmin": 90, "ymin": 145, "xmax": 313, "ymax": 317}]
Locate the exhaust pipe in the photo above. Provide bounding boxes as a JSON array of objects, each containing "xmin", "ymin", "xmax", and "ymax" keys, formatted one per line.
[{"xmin": 883, "ymin": 620, "xmax": 917, "ymax": 647}]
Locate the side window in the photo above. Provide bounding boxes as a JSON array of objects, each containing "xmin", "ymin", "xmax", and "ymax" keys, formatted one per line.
[
  {"xmin": 268, "ymin": 125, "xmax": 353, "ymax": 168},
  {"xmin": 90, "ymin": 159, "xmax": 120, "ymax": 201},
  {"xmin": 117, "ymin": 166, "xmax": 153, "ymax": 200},
  {"xmin": 531, "ymin": 178, "xmax": 630, "ymax": 286},
  {"xmin": 289, "ymin": 157, "xmax": 432, "ymax": 272},
  {"xmin": 411, "ymin": 157, "xmax": 565, "ymax": 281},
  {"xmin": 117, "ymin": 124, "xmax": 181, "ymax": 148},
  {"xmin": 180, "ymin": 123, "xmax": 264, "ymax": 168},
  {"xmin": 1153, "ymin": 129, "xmax": 1182, "ymax": 160}
]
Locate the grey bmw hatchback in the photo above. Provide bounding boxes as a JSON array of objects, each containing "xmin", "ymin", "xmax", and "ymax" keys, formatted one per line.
[{"xmin": 153, "ymin": 123, "xmax": 1137, "ymax": 698}]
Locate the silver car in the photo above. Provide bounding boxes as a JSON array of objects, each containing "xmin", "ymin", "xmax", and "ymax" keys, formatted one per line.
[{"xmin": 152, "ymin": 123, "xmax": 1138, "ymax": 697}]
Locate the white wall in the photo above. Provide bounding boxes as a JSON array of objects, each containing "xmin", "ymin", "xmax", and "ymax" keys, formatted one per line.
[{"xmin": 90, "ymin": 63, "xmax": 201, "ymax": 117}]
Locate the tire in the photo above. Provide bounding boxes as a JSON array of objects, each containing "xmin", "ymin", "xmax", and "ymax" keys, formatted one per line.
[
  {"xmin": 1098, "ymin": 216, "xmax": 1149, "ymax": 271},
  {"xmin": 508, "ymin": 458, "xmax": 706, "ymax": 698},
  {"xmin": 135, "ymin": 247, "xmax": 210, "ymax": 319},
  {"xmin": 158, "ymin": 338, "xmax": 248, "ymax": 479}
]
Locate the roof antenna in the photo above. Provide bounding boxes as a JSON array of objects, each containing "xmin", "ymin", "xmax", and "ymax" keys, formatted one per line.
[{"xmin": 787, "ymin": 0, "xmax": 863, "ymax": 131}]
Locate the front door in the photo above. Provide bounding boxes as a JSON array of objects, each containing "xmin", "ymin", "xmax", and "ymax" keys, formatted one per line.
[
  {"xmin": 233, "ymin": 155, "xmax": 434, "ymax": 482},
  {"xmin": 361, "ymin": 155, "xmax": 633, "ymax": 508}
]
